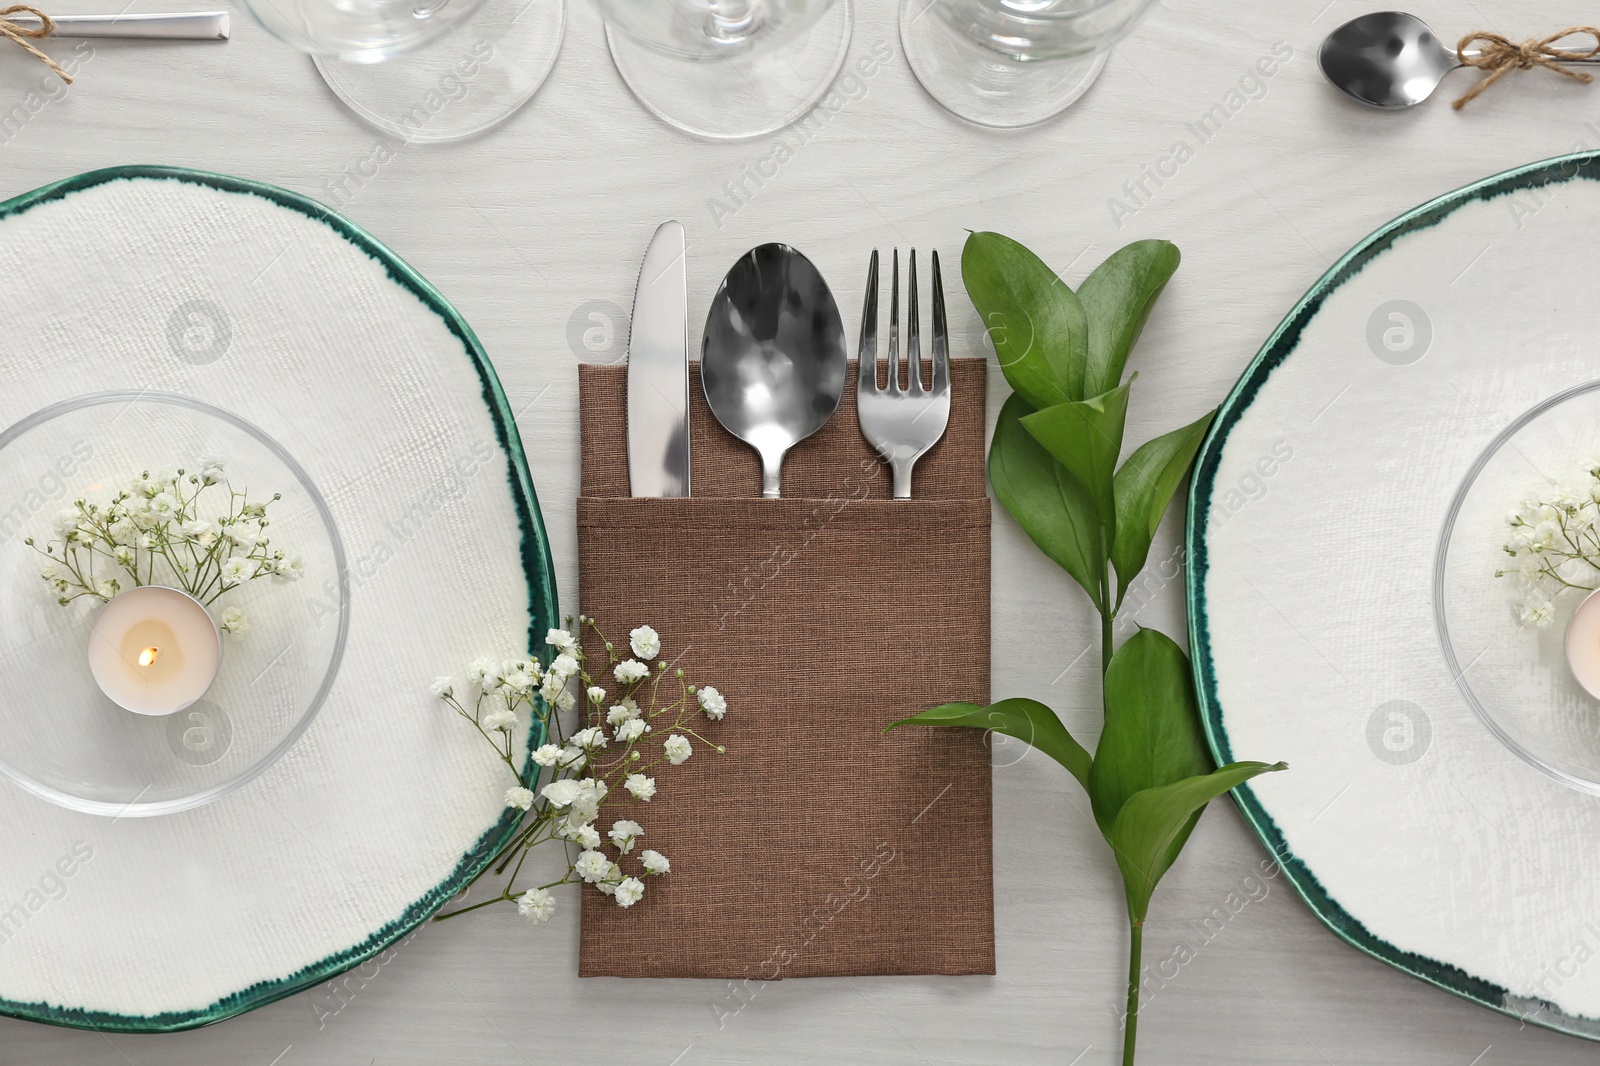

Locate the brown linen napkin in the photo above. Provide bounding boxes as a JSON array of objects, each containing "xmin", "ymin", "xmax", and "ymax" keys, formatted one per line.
[{"xmin": 576, "ymin": 358, "xmax": 993, "ymax": 978}]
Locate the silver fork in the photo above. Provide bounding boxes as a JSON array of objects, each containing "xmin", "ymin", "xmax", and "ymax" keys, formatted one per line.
[{"xmin": 856, "ymin": 248, "xmax": 952, "ymax": 499}]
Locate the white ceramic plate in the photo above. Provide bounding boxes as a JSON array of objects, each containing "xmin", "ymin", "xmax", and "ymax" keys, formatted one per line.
[
  {"xmin": 0, "ymin": 168, "xmax": 555, "ymax": 1031},
  {"xmin": 1190, "ymin": 151, "xmax": 1600, "ymax": 1040}
]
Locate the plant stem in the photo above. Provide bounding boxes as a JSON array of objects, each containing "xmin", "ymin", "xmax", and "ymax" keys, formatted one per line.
[
  {"xmin": 1100, "ymin": 605, "xmax": 1114, "ymax": 677},
  {"xmin": 1123, "ymin": 919, "xmax": 1143, "ymax": 1066}
]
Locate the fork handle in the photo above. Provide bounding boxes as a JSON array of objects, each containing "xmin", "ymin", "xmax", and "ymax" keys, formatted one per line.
[{"xmin": 892, "ymin": 457, "xmax": 913, "ymax": 499}]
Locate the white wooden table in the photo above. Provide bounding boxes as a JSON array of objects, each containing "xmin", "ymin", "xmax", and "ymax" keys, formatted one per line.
[{"xmin": 2, "ymin": 0, "xmax": 1596, "ymax": 1061}]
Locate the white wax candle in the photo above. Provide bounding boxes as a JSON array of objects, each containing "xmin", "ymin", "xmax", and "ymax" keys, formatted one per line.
[
  {"xmin": 1566, "ymin": 589, "xmax": 1600, "ymax": 699},
  {"xmin": 87, "ymin": 587, "xmax": 222, "ymax": 716}
]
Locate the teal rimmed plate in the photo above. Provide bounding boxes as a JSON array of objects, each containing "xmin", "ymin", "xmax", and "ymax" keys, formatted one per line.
[
  {"xmin": 0, "ymin": 167, "xmax": 555, "ymax": 1031},
  {"xmin": 1189, "ymin": 151, "xmax": 1600, "ymax": 1040}
]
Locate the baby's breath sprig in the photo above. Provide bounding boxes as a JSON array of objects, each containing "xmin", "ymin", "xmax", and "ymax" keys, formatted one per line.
[
  {"xmin": 1496, "ymin": 464, "xmax": 1600, "ymax": 628},
  {"xmin": 27, "ymin": 458, "xmax": 302, "ymax": 635},
  {"xmin": 431, "ymin": 615, "xmax": 727, "ymax": 927}
]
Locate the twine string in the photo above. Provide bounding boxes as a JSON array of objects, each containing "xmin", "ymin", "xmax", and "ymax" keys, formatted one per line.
[
  {"xmin": 0, "ymin": 4, "xmax": 69, "ymax": 83},
  {"xmin": 1453, "ymin": 26, "xmax": 1600, "ymax": 109}
]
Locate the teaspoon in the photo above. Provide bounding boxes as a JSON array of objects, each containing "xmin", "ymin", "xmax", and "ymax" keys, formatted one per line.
[{"xmin": 1320, "ymin": 11, "xmax": 1600, "ymax": 109}]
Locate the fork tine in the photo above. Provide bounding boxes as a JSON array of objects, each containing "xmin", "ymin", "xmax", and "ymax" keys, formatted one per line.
[
  {"xmin": 887, "ymin": 249, "xmax": 901, "ymax": 394},
  {"xmin": 931, "ymin": 249, "xmax": 949, "ymax": 395},
  {"xmin": 858, "ymin": 249, "xmax": 878, "ymax": 395},
  {"xmin": 907, "ymin": 249, "xmax": 924, "ymax": 394}
]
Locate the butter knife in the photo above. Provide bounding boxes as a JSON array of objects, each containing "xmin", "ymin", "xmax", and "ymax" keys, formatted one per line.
[{"xmin": 627, "ymin": 220, "xmax": 690, "ymax": 498}]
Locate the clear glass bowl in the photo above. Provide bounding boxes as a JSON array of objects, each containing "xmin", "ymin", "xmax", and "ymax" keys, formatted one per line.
[
  {"xmin": 0, "ymin": 392, "xmax": 348, "ymax": 816},
  {"xmin": 1435, "ymin": 380, "xmax": 1600, "ymax": 794}
]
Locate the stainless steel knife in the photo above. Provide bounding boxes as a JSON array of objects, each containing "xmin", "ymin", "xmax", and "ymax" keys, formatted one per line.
[{"xmin": 627, "ymin": 220, "xmax": 691, "ymax": 498}]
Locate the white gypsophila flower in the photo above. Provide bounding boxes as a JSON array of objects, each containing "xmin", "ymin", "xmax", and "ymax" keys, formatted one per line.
[
  {"xmin": 113, "ymin": 545, "xmax": 135, "ymax": 566},
  {"xmin": 505, "ymin": 786, "xmax": 535, "ymax": 810},
  {"xmin": 624, "ymin": 773, "xmax": 657, "ymax": 802},
  {"xmin": 663, "ymin": 734, "xmax": 692, "ymax": 765},
  {"xmin": 557, "ymin": 746, "xmax": 587, "ymax": 772},
  {"xmin": 570, "ymin": 726, "xmax": 607, "ymax": 749},
  {"xmin": 220, "ymin": 556, "xmax": 257, "ymax": 586},
  {"xmin": 609, "ymin": 819, "xmax": 643, "ymax": 853},
  {"xmin": 613, "ymin": 877, "xmax": 645, "ymax": 908},
  {"xmin": 561, "ymin": 820, "xmax": 601, "ymax": 850},
  {"xmin": 587, "ymin": 685, "xmax": 607, "ymax": 705},
  {"xmin": 1515, "ymin": 557, "xmax": 1544, "ymax": 582},
  {"xmin": 546, "ymin": 628, "xmax": 577, "ymax": 655},
  {"xmin": 38, "ymin": 564, "xmax": 58, "ymax": 581},
  {"xmin": 516, "ymin": 887, "xmax": 555, "ymax": 924},
  {"xmin": 615, "ymin": 718, "xmax": 649, "ymax": 743},
  {"xmin": 698, "ymin": 686, "xmax": 726, "ymax": 720},
  {"xmin": 273, "ymin": 555, "xmax": 304, "ymax": 582},
  {"xmin": 555, "ymin": 689, "xmax": 577, "ymax": 713},
  {"xmin": 148, "ymin": 492, "xmax": 178, "ymax": 518},
  {"xmin": 220, "ymin": 607, "xmax": 248, "ymax": 634},
  {"xmin": 198, "ymin": 456, "xmax": 226, "ymax": 485},
  {"xmin": 531, "ymin": 744, "xmax": 564, "ymax": 767},
  {"xmin": 629, "ymin": 625, "xmax": 660, "ymax": 660},
  {"xmin": 614, "ymin": 659, "xmax": 649, "ymax": 684},
  {"xmin": 468, "ymin": 656, "xmax": 498, "ymax": 683},
  {"xmin": 502, "ymin": 669, "xmax": 535, "ymax": 695},
  {"xmin": 430, "ymin": 676, "xmax": 454, "ymax": 699},
  {"xmin": 606, "ymin": 699, "xmax": 641, "ymax": 725},
  {"xmin": 549, "ymin": 653, "xmax": 580, "ymax": 680},
  {"xmin": 578, "ymin": 777, "xmax": 608, "ymax": 803},
  {"xmin": 51, "ymin": 508, "xmax": 79, "ymax": 536},
  {"xmin": 482, "ymin": 708, "xmax": 517, "ymax": 732},
  {"xmin": 574, "ymin": 849, "xmax": 611, "ymax": 883},
  {"xmin": 95, "ymin": 580, "xmax": 117, "ymax": 600},
  {"xmin": 1520, "ymin": 600, "xmax": 1556, "ymax": 628},
  {"xmin": 181, "ymin": 519, "xmax": 212, "ymax": 539},
  {"xmin": 541, "ymin": 779, "xmax": 582, "ymax": 808},
  {"xmin": 640, "ymin": 849, "xmax": 670, "ymax": 875},
  {"xmin": 594, "ymin": 861, "xmax": 624, "ymax": 896}
]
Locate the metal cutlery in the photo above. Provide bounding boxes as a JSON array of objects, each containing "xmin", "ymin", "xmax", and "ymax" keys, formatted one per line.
[
  {"xmin": 1320, "ymin": 11, "xmax": 1600, "ymax": 109},
  {"xmin": 9, "ymin": 11, "xmax": 230, "ymax": 39},
  {"xmin": 856, "ymin": 248, "xmax": 950, "ymax": 499},
  {"xmin": 701, "ymin": 243, "xmax": 847, "ymax": 499},
  {"xmin": 626, "ymin": 220, "xmax": 691, "ymax": 498}
]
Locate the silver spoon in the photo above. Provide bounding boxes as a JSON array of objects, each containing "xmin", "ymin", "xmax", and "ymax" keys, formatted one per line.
[
  {"xmin": 1320, "ymin": 11, "xmax": 1600, "ymax": 109},
  {"xmin": 701, "ymin": 243, "xmax": 847, "ymax": 499}
]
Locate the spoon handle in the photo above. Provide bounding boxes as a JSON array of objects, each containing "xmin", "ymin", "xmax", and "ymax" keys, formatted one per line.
[
  {"xmin": 760, "ymin": 450, "xmax": 783, "ymax": 499},
  {"xmin": 1458, "ymin": 50, "xmax": 1600, "ymax": 65}
]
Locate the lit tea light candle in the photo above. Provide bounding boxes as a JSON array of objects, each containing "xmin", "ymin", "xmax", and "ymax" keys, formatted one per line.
[
  {"xmin": 1566, "ymin": 589, "xmax": 1600, "ymax": 699},
  {"xmin": 87, "ymin": 587, "xmax": 221, "ymax": 716}
]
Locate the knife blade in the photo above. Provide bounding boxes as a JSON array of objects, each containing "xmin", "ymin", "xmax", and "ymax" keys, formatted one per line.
[{"xmin": 627, "ymin": 220, "xmax": 690, "ymax": 498}]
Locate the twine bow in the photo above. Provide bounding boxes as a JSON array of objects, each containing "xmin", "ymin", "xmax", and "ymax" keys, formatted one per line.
[
  {"xmin": 1453, "ymin": 26, "xmax": 1600, "ymax": 109},
  {"xmin": 0, "ymin": 5, "xmax": 69, "ymax": 84}
]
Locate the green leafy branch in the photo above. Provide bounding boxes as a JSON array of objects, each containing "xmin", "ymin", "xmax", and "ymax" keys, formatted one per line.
[{"xmin": 888, "ymin": 233, "xmax": 1286, "ymax": 1066}]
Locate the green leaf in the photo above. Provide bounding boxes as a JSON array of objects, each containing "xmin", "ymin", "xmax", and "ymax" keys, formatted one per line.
[
  {"xmin": 990, "ymin": 393, "xmax": 1107, "ymax": 611},
  {"xmin": 1019, "ymin": 380, "xmax": 1132, "ymax": 539},
  {"xmin": 1088, "ymin": 628, "xmax": 1212, "ymax": 838},
  {"xmin": 1110, "ymin": 761, "xmax": 1288, "ymax": 921},
  {"xmin": 884, "ymin": 698, "xmax": 1092, "ymax": 792},
  {"xmin": 963, "ymin": 231, "xmax": 1089, "ymax": 407},
  {"xmin": 1110, "ymin": 408, "xmax": 1216, "ymax": 608},
  {"xmin": 1079, "ymin": 239, "xmax": 1181, "ymax": 397}
]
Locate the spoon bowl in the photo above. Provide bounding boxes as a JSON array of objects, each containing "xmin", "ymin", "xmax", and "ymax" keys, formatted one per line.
[
  {"xmin": 1319, "ymin": 11, "xmax": 1458, "ymax": 109},
  {"xmin": 701, "ymin": 244, "xmax": 848, "ymax": 498}
]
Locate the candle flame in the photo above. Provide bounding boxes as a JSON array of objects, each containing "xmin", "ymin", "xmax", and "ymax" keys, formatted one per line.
[{"xmin": 138, "ymin": 647, "xmax": 159, "ymax": 667}]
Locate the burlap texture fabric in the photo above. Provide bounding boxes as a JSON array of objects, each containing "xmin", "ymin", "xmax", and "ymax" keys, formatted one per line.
[{"xmin": 576, "ymin": 359, "xmax": 993, "ymax": 978}]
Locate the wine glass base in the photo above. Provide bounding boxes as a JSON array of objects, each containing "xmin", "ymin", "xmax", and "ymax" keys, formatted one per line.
[
  {"xmin": 604, "ymin": 0, "xmax": 853, "ymax": 141},
  {"xmin": 900, "ymin": 0, "xmax": 1108, "ymax": 128},
  {"xmin": 313, "ymin": 0, "xmax": 565, "ymax": 144}
]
